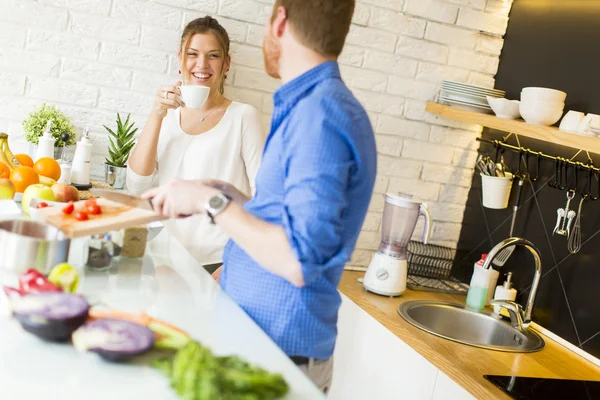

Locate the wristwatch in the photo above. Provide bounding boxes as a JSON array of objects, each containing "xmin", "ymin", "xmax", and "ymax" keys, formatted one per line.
[{"xmin": 205, "ymin": 193, "xmax": 231, "ymax": 224}]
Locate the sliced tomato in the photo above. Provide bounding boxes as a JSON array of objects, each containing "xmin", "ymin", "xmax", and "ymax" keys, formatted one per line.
[
  {"xmin": 87, "ymin": 203, "xmax": 101, "ymax": 215},
  {"xmin": 62, "ymin": 202, "xmax": 75, "ymax": 215},
  {"xmin": 36, "ymin": 202, "xmax": 49, "ymax": 209},
  {"xmin": 74, "ymin": 211, "xmax": 89, "ymax": 221},
  {"xmin": 84, "ymin": 198, "xmax": 97, "ymax": 207}
]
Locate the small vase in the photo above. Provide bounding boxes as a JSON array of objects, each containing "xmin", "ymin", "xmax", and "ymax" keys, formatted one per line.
[{"xmin": 105, "ymin": 163, "xmax": 127, "ymax": 189}]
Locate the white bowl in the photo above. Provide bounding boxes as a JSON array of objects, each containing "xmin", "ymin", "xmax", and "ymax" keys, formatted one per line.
[
  {"xmin": 520, "ymin": 93, "xmax": 565, "ymax": 109},
  {"xmin": 520, "ymin": 103, "xmax": 563, "ymax": 126},
  {"xmin": 521, "ymin": 87, "xmax": 567, "ymax": 102},
  {"xmin": 520, "ymin": 100, "xmax": 565, "ymax": 114},
  {"xmin": 0, "ymin": 200, "xmax": 22, "ymax": 220},
  {"xmin": 487, "ymin": 96, "xmax": 521, "ymax": 119}
]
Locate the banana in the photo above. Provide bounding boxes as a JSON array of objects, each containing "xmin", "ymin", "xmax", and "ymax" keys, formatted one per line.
[
  {"xmin": 0, "ymin": 133, "xmax": 19, "ymax": 169},
  {"xmin": 39, "ymin": 175, "xmax": 56, "ymax": 187},
  {"xmin": 0, "ymin": 133, "xmax": 57, "ymax": 187},
  {"xmin": 0, "ymin": 146, "xmax": 15, "ymax": 172}
]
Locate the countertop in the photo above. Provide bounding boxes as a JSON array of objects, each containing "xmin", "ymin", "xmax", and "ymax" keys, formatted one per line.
[
  {"xmin": 338, "ymin": 271, "xmax": 600, "ymax": 400},
  {"xmin": 0, "ymin": 230, "xmax": 323, "ymax": 400}
]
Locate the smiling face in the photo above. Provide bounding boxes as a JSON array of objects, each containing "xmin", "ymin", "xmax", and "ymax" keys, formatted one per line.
[{"xmin": 179, "ymin": 33, "xmax": 230, "ymax": 94}]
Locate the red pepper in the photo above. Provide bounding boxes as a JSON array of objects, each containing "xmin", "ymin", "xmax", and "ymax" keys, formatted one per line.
[{"xmin": 18, "ymin": 269, "xmax": 62, "ymax": 294}]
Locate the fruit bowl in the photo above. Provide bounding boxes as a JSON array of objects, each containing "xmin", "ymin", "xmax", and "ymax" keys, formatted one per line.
[{"xmin": 0, "ymin": 200, "xmax": 22, "ymax": 220}]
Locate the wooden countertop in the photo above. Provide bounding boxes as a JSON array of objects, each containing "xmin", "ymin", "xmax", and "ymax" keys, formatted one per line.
[{"xmin": 338, "ymin": 271, "xmax": 600, "ymax": 400}]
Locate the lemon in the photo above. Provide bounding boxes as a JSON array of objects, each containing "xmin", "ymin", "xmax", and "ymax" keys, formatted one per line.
[{"xmin": 48, "ymin": 263, "xmax": 80, "ymax": 293}]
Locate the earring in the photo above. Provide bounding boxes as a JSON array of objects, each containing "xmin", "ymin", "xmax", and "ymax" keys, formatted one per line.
[{"xmin": 224, "ymin": 73, "xmax": 228, "ymax": 80}]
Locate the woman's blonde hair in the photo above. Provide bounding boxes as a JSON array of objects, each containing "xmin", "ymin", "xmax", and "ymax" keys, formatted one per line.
[{"xmin": 180, "ymin": 16, "xmax": 230, "ymax": 94}]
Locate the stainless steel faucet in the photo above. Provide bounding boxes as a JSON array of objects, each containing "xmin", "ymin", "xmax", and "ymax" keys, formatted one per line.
[{"xmin": 482, "ymin": 237, "xmax": 542, "ymax": 330}]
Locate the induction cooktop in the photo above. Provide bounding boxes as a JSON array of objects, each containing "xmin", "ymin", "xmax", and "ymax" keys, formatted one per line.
[{"xmin": 484, "ymin": 375, "xmax": 600, "ymax": 400}]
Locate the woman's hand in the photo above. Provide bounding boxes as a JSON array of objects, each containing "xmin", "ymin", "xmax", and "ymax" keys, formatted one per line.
[{"xmin": 151, "ymin": 81, "xmax": 184, "ymax": 119}]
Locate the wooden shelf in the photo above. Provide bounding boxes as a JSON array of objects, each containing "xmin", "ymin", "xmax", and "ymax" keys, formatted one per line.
[{"xmin": 426, "ymin": 102, "xmax": 600, "ymax": 155}]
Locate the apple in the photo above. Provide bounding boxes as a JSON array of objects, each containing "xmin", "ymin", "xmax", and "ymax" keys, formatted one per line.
[
  {"xmin": 51, "ymin": 183, "xmax": 80, "ymax": 203},
  {"xmin": 0, "ymin": 178, "xmax": 16, "ymax": 200},
  {"xmin": 22, "ymin": 183, "xmax": 56, "ymax": 215}
]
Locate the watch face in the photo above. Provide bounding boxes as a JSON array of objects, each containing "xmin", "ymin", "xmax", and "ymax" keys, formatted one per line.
[{"xmin": 209, "ymin": 195, "xmax": 225, "ymax": 210}]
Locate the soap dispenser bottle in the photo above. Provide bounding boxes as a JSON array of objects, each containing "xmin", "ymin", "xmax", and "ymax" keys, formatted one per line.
[
  {"xmin": 71, "ymin": 127, "xmax": 92, "ymax": 187},
  {"xmin": 35, "ymin": 120, "xmax": 56, "ymax": 161},
  {"xmin": 493, "ymin": 272, "xmax": 518, "ymax": 314}
]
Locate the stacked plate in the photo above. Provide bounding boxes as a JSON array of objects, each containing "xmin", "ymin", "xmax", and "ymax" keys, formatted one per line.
[{"xmin": 438, "ymin": 81, "xmax": 505, "ymax": 114}]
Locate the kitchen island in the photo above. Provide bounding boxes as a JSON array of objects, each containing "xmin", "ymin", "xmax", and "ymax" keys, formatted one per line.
[{"xmin": 0, "ymin": 228, "xmax": 323, "ymax": 400}]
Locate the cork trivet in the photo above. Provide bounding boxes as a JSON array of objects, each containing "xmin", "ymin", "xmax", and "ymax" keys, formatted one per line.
[{"xmin": 79, "ymin": 179, "xmax": 113, "ymax": 200}]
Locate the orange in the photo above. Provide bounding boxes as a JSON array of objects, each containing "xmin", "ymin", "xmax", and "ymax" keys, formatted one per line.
[
  {"xmin": 0, "ymin": 162, "xmax": 10, "ymax": 179},
  {"xmin": 15, "ymin": 153, "xmax": 33, "ymax": 168},
  {"xmin": 10, "ymin": 166, "xmax": 39, "ymax": 193},
  {"xmin": 33, "ymin": 157, "xmax": 61, "ymax": 181}
]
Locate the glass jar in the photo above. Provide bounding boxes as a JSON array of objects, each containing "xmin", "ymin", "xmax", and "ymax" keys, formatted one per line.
[{"xmin": 86, "ymin": 234, "xmax": 114, "ymax": 271}]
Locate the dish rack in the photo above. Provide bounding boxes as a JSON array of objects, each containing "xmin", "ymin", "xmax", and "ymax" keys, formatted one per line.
[{"xmin": 407, "ymin": 241, "xmax": 469, "ymax": 295}]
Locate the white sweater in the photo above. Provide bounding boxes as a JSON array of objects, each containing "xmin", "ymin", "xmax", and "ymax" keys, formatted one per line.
[{"xmin": 126, "ymin": 102, "xmax": 265, "ymax": 265}]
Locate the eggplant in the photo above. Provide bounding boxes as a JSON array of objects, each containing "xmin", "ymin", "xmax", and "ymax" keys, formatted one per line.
[
  {"xmin": 12, "ymin": 292, "xmax": 90, "ymax": 342},
  {"xmin": 72, "ymin": 318, "xmax": 154, "ymax": 362}
]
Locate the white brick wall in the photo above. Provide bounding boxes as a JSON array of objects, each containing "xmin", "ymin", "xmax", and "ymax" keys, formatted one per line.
[{"xmin": 0, "ymin": 0, "xmax": 513, "ymax": 269}]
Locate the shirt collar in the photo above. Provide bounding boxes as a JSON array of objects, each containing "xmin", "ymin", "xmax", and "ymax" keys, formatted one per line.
[{"xmin": 273, "ymin": 61, "xmax": 341, "ymax": 108}]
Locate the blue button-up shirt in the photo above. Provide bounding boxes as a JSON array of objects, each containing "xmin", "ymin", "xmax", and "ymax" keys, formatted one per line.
[{"xmin": 221, "ymin": 61, "xmax": 377, "ymax": 359}]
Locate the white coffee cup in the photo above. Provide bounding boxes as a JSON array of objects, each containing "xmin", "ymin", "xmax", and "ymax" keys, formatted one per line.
[
  {"xmin": 559, "ymin": 110, "xmax": 585, "ymax": 133},
  {"xmin": 577, "ymin": 113, "xmax": 600, "ymax": 135},
  {"xmin": 180, "ymin": 85, "xmax": 210, "ymax": 108}
]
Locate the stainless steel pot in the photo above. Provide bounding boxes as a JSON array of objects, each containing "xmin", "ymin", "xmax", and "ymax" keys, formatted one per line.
[
  {"xmin": 0, "ymin": 220, "xmax": 70, "ymax": 274},
  {"xmin": 105, "ymin": 163, "xmax": 127, "ymax": 189}
]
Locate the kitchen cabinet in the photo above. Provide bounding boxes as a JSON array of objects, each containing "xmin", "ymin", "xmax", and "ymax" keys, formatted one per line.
[
  {"xmin": 330, "ymin": 294, "xmax": 473, "ymax": 400},
  {"xmin": 433, "ymin": 371, "xmax": 476, "ymax": 400}
]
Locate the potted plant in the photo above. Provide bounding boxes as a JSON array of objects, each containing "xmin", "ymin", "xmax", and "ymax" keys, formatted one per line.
[
  {"xmin": 104, "ymin": 113, "xmax": 137, "ymax": 189},
  {"xmin": 22, "ymin": 103, "xmax": 76, "ymax": 160}
]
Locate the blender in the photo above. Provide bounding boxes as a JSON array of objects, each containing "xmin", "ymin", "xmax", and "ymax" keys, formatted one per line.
[{"xmin": 363, "ymin": 193, "xmax": 431, "ymax": 297}]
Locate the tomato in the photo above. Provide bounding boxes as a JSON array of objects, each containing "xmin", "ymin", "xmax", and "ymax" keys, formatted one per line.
[
  {"xmin": 62, "ymin": 202, "xmax": 74, "ymax": 215},
  {"xmin": 36, "ymin": 202, "xmax": 49, "ymax": 209},
  {"xmin": 74, "ymin": 211, "xmax": 89, "ymax": 221},
  {"xmin": 84, "ymin": 198, "xmax": 97, "ymax": 207},
  {"xmin": 87, "ymin": 203, "xmax": 101, "ymax": 215}
]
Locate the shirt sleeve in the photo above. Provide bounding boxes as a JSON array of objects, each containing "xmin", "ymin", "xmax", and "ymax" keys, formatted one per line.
[
  {"xmin": 125, "ymin": 110, "xmax": 173, "ymax": 195},
  {"xmin": 126, "ymin": 161, "xmax": 156, "ymax": 195},
  {"xmin": 240, "ymin": 105, "xmax": 266, "ymax": 195},
  {"xmin": 281, "ymin": 99, "xmax": 356, "ymax": 286}
]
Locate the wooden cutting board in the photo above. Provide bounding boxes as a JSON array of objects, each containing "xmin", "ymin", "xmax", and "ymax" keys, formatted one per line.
[{"xmin": 35, "ymin": 198, "xmax": 168, "ymax": 238}]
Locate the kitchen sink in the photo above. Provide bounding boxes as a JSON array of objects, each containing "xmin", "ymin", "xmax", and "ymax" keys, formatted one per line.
[{"xmin": 398, "ymin": 300, "xmax": 545, "ymax": 353}]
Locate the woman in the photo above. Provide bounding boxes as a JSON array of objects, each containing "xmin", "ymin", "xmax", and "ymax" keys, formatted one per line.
[{"xmin": 127, "ymin": 16, "xmax": 265, "ymax": 268}]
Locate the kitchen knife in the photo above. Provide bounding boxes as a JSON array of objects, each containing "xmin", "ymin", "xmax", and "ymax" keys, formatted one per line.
[{"xmin": 90, "ymin": 189, "xmax": 154, "ymax": 211}]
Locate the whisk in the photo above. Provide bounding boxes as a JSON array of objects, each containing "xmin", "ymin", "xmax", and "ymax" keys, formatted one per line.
[{"xmin": 568, "ymin": 195, "xmax": 586, "ymax": 254}]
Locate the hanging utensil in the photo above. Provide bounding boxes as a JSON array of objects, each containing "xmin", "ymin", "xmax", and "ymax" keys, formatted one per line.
[
  {"xmin": 529, "ymin": 153, "xmax": 540, "ymax": 182},
  {"xmin": 549, "ymin": 158, "xmax": 560, "ymax": 189},
  {"xmin": 509, "ymin": 177, "xmax": 525, "ymax": 236},
  {"xmin": 493, "ymin": 153, "xmax": 528, "ymax": 268},
  {"xmin": 568, "ymin": 194, "xmax": 586, "ymax": 254},
  {"xmin": 553, "ymin": 190, "xmax": 576, "ymax": 236}
]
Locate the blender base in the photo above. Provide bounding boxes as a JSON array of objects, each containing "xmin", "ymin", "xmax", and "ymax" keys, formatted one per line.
[{"xmin": 363, "ymin": 253, "xmax": 407, "ymax": 297}]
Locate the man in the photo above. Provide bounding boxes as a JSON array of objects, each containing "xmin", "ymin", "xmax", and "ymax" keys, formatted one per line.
[{"xmin": 142, "ymin": 0, "xmax": 376, "ymax": 392}]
